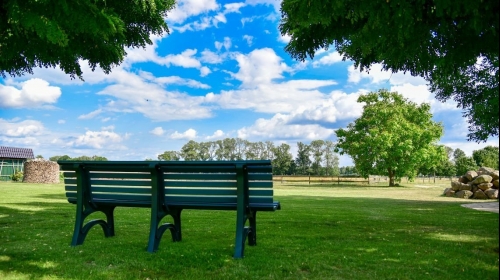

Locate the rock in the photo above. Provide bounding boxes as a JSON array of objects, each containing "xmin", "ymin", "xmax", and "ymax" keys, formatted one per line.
[
  {"xmin": 477, "ymin": 183, "xmax": 493, "ymax": 191},
  {"xmin": 493, "ymin": 180, "xmax": 499, "ymax": 189},
  {"xmin": 471, "ymin": 185, "xmax": 479, "ymax": 193},
  {"xmin": 485, "ymin": 189, "xmax": 498, "ymax": 199},
  {"xmin": 443, "ymin": 188, "xmax": 455, "ymax": 197},
  {"xmin": 471, "ymin": 175, "xmax": 493, "ymax": 185},
  {"xmin": 451, "ymin": 181, "xmax": 462, "ymax": 191},
  {"xmin": 459, "ymin": 183, "xmax": 472, "ymax": 191},
  {"xmin": 455, "ymin": 190, "xmax": 473, "ymax": 199},
  {"xmin": 465, "ymin": 171, "xmax": 478, "ymax": 181},
  {"xmin": 479, "ymin": 167, "xmax": 495, "ymax": 173},
  {"xmin": 489, "ymin": 171, "xmax": 499, "ymax": 181},
  {"xmin": 473, "ymin": 190, "xmax": 488, "ymax": 199},
  {"xmin": 459, "ymin": 176, "xmax": 469, "ymax": 184}
]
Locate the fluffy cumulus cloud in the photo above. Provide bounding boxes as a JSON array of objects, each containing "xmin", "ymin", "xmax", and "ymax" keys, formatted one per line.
[
  {"xmin": 168, "ymin": 0, "xmax": 219, "ymax": 24},
  {"xmin": 170, "ymin": 128, "xmax": 197, "ymax": 140},
  {"xmin": 0, "ymin": 78, "xmax": 61, "ymax": 108},
  {"xmin": 205, "ymin": 129, "xmax": 226, "ymax": 140},
  {"xmin": 312, "ymin": 52, "xmax": 344, "ymax": 67},
  {"xmin": 229, "ymin": 48, "xmax": 289, "ymax": 87},
  {"xmin": 150, "ymin": 127, "xmax": 165, "ymax": 136},
  {"xmin": 237, "ymin": 113, "xmax": 335, "ymax": 141},
  {"xmin": 71, "ymin": 130, "xmax": 124, "ymax": 149},
  {"xmin": 0, "ymin": 118, "xmax": 45, "ymax": 137}
]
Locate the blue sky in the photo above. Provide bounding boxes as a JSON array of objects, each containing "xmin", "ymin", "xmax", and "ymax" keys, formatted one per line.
[{"xmin": 0, "ymin": 0, "xmax": 498, "ymax": 166}]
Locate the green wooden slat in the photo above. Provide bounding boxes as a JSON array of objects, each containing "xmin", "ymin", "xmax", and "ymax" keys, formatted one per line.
[
  {"xmin": 164, "ymin": 181, "xmax": 236, "ymax": 188},
  {"xmin": 90, "ymin": 179, "xmax": 151, "ymax": 187},
  {"xmin": 247, "ymin": 173, "xmax": 272, "ymax": 181},
  {"xmin": 90, "ymin": 172, "xmax": 151, "ymax": 179},
  {"xmin": 91, "ymin": 186, "xmax": 151, "ymax": 194},
  {"xmin": 63, "ymin": 171, "xmax": 76, "ymax": 177},
  {"xmin": 165, "ymin": 195, "xmax": 272, "ymax": 204},
  {"xmin": 248, "ymin": 181, "xmax": 273, "ymax": 188},
  {"xmin": 65, "ymin": 192, "xmax": 76, "ymax": 198},
  {"xmin": 165, "ymin": 188, "xmax": 272, "ymax": 196},
  {"xmin": 64, "ymin": 178, "xmax": 77, "ymax": 184},
  {"xmin": 92, "ymin": 193, "xmax": 151, "ymax": 201},
  {"xmin": 247, "ymin": 165, "xmax": 272, "ymax": 173},
  {"xmin": 161, "ymin": 165, "xmax": 236, "ymax": 173},
  {"xmin": 164, "ymin": 173, "xmax": 235, "ymax": 180},
  {"xmin": 65, "ymin": 185, "xmax": 77, "ymax": 191}
]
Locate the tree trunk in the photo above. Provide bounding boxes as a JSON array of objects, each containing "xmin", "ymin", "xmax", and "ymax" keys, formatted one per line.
[{"xmin": 388, "ymin": 168, "xmax": 396, "ymax": 186}]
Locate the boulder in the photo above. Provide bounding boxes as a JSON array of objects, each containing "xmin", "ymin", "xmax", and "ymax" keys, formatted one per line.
[
  {"xmin": 493, "ymin": 180, "xmax": 499, "ymax": 189},
  {"xmin": 471, "ymin": 185, "xmax": 479, "ymax": 193},
  {"xmin": 477, "ymin": 183, "xmax": 493, "ymax": 191},
  {"xmin": 443, "ymin": 188, "xmax": 455, "ymax": 197},
  {"xmin": 485, "ymin": 189, "xmax": 499, "ymax": 199},
  {"xmin": 459, "ymin": 176, "xmax": 469, "ymax": 184},
  {"xmin": 465, "ymin": 171, "xmax": 478, "ymax": 181},
  {"xmin": 471, "ymin": 175, "xmax": 493, "ymax": 185},
  {"xmin": 472, "ymin": 190, "xmax": 488, "ymax": 199},
  {"xmin": 455, "ymin": 190, "xmax": 473, "ymax": 199},
  {"xmin": 451, "ymin": 181, "xmax": 462, "ymax": 191},
  {"xmin": 459, "ymin": 183, "xmax": 473, "ymax": 191},
  {"xmin": 489, "ymin": 171, "xmax": 499, "ymax": 181},
  {"xmin": 479, "ymin": 167, "xmax": 495, "ymax": 174}
]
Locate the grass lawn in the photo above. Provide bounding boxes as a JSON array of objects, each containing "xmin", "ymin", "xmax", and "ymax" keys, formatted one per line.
[{"xmin": 0, "ymin": 181, "xmax": 498, "ymax": 280}]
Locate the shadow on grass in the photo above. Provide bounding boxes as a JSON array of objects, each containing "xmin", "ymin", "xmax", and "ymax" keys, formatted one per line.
[{"xmin": 0, "ymin": 192, "xmax": 498, "ymax": 280}]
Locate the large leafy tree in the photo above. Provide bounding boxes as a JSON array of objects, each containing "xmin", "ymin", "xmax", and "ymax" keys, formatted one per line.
[
  {"xmin": 335, "ymin": 90, "xmax": 444, "ymax": 186},
  {"xmin": 1, "ymin": 0, "xmax": 175, "ymax": 79},
  {"xmin": 280, "ymin": 0, "xmax": 499, "ymax": 142},
  {"xmin": 472, "ymin": 146, "xmax": 499, "ymax": 170},
  {"xmin": 271, "ymin": 143, "xmax": 293, "ymax": 175}
]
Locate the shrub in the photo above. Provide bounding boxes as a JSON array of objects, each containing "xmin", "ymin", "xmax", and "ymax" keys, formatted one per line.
[{"xmin": 11, "ymin": 170, "xmax": 24, "ymax": 182}]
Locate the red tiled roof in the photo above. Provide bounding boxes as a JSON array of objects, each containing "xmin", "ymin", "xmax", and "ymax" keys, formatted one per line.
[{"xmin": 0, "ymin": 146, "xmax": 35, "ymax": 159}]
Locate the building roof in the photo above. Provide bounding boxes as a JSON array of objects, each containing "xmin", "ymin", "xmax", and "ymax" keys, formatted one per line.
[{"xmin": 0, "ymin": 146, "xmax": 35, "ymax": 159}]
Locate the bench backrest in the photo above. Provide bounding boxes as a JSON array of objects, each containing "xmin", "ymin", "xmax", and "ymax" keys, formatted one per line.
[{"xmin": 60, "ymin": 161, "xmax": 273, "ymax": 207}]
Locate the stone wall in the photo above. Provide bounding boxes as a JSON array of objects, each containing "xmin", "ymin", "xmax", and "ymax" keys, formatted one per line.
[
  {"xmin": 23, "ymin": 160, "xmax": 60, "ymax": 184},
  {"xmin": 443, "ymin": 167, "xmax": 499, "ymax": 199}
]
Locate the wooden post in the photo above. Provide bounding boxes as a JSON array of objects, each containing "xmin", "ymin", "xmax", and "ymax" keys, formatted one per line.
[{"xmin": 309, "ymin": 175, "xmax": 310, "ymax": 185}]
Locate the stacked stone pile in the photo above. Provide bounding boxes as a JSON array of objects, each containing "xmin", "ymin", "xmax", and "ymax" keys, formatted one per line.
[
  {"xmin": 23, "ymin": 159, "xmax": 60, "ymax": 183},
  {"xmin": 443, "ymin": 167, "xmax": 499, "ymax": 199}
]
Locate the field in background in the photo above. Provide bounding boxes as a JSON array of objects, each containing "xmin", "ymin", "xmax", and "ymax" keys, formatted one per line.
[
  {"xmin": 273, "ymin": 175, "xmax": 458, "ymax": 187},
  {"xmin": 0, "ymin": 182, "xmax": 497, "ymax": 280}
]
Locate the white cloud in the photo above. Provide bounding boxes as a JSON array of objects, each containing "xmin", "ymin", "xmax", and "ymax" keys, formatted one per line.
[
  {"xmin": 243, "ymin": 35, "xmax": 254, "ymax": 46},
  {"xmin": 206, "ymin": 130, "xmax": 226, "ymax": 140},
  {"xmin": 78, "ymin": 109, "xmax": 103, "ymax": 120},
  {"xmin": 72, "ymin": 130, "xmax": 124, "ymax": 149},
  {"xmin": 168, "ymin": 0, "xmax": 219, "ymax": 24},
  {"xmin": 143, "ymin": 73, "xmax": 210, "ymax": 89},
  {"xmin": 0, "ymin": 78, "xmax": 61, "ymax": 108},
  {"xmin": 200, "ymin": 49, "xmax": 224, "ymax": 64},
  {"xmin": 228, "ymin": 48, "xmax": 289, "ymax": 87},
  {"xmin": 224, "ymin": 3, "xmax": 246, "ymax": 13},
  {"xmin": 215, "ymin": 37, "xmax": 232, "ymax": 51},
  {"xmin": 58, "ymin": 120, "xmax": 66, "ymax": 124},
  {"xmin": 390, "ymin": 83, "xmax": 458, "ymax": 112},
  {"xmin": 150, "ymin": 127, "xmax": 165, "ymax": 136},
  {"xmin": 245, "ymin": 0, "xmax": 281, "ymax": 13},
  {"xmin": 170, "ymin": 129, "xmax": 197, "ymax": 140},
  {"xmin": 278, "ymin": 33, "xmax": 291, "ymax": 44},
  {"xmin": 312, "ymin": 52, "xmax": 344, "ymax": 67},
  {"xmin": 237, "ymin": 113, "xmax": 335, "ymax": 141},
  {"xmin": 0, "ymin": 118, "xmax": 45, "ymax": 137},
  {"xmin": 200, "ymin": 66, "xmax": 212, "ymax": 77}
]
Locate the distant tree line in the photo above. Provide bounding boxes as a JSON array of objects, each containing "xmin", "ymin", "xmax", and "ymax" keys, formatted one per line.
[
  {"xmin": 153, "ymin": 138, "xmax": 341, "ymax": 176},
  {"xmin": 49, "ymin": 155, "xmax": 108, "ymax": 161},
  {"xmin": 419, "ymin": 146, "xmax": 499, "ymax": 177}
]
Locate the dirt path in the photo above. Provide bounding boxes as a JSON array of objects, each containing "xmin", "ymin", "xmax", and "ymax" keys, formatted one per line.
[{"xmin": 461, "ymin": 202, "xmax": 499, "ymax": 213}]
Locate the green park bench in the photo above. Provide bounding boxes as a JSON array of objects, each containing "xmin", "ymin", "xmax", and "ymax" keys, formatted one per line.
[{"xmin": 58, "ymin": 160, "xmax": 281, "ymax": 258}]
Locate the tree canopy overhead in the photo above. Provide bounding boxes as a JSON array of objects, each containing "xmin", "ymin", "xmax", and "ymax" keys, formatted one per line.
[
  {"xmin": 280, "ymin": 0, "xmax": 499, "ymax": 142},
  {"xmin": 335, "ymin": 89, "xmax": 444, "ymax": 186},
  {"xmin": 0, "ymin": 0, "xmax": 175, "ymax": 79}
]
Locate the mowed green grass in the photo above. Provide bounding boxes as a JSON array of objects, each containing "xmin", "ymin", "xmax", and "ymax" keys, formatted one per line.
[{"xmin": 0, "ymin": 182, "xmax": 498, "ymax": 280}]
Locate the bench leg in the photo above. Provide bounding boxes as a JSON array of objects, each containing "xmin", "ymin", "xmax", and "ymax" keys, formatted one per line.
[
  {"xmin": 248, "ymin": 210, "xmax": 257, "ymax": 246},
  {"xmin": 147, "ymin": 209, "xmax": 182, "ymax": 253},
  {"xmin": 71, "ymin": 205, "xmax": 116, "ymax": 246},
  {"xmin": 233, "ymin": 212, "xmax": 249, "ymax": 259}
]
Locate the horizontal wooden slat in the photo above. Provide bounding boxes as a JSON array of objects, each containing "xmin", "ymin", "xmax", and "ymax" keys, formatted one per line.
[
  {"xmin": 248, "ymin": 181, "xmax": 273, "ymax": 188},
  {"xmin": 91, "ymin": 186, "xmax": 151, "ymax": 194},
  {"xmin": 90, "ymin": 172, "xmax": 151, "ymax": 179},
  {"xmin": 165, "ymin": 188, "xmax": 272, "ymax": 196},
  {"xmin": 63, "ymin": 171, "xmax": 76, "ymax": 177},
  {"xmin": 90, "ymin": 179, "xmax": 151, "ymax": 187},
  {"xmin": 163, "ymin": 173, "xmax": 235, "ymax": 180},
  {"xmin": 160, "ymin": 165, "xmax": 236, "ymax": 173},
  {"xmin": 65, "ymin": 185, "xmax": 77, "ymax": 192},
  {"xmin": 247, "ymin": 165, "xmax": 272, "ymax": 173},
  {"xmin": 64, "ymin": 178, "xmax": 77, "ymax": 184},
  {"xmin": 165, "ymin": 195, "xmax": 272, "ymax": 204},
  {"xmin": 247, "ymin": 173, "xmax": 272, "ymax": 181},
  {"xmin": 164, "ymin": 180, "xmax": 235, "ymax": 188},
  {"xmin": 92, "ymin": 193, "xmax": 151, "ymax": 201}
]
